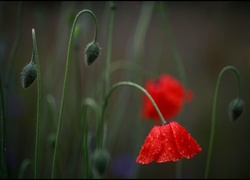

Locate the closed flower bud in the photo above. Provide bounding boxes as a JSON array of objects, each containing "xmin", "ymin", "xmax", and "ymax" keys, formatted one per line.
[
  {"xmin": 228, "ymin": 98, "xmax": 245, "ymax": 121},
  {"xmin": 92, "ymin": 149, "xmax": 110, "ymax": 177},
  {"xmin": 85, "ymin": 41, "xmax": 100, "ymax": 66},
  {"xmin": 21, "ymin": 62, "xmax": 37, "ymax": 88}
]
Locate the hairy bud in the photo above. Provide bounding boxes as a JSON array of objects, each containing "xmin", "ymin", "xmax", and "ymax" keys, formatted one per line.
[
  {"xmin": 92, "ymin": 149, "xmax": 110, "ymax": 177},
  {"xmin": 21, "ymin": 62, "xmax": 37, "ymax": 88},
  {"xmin": 84, "ymin": 41, "xmax": 100, "ymax": 66},
  {"xmin": 228, "ymin": 98, "xmax": 245, "ymax": 122}
]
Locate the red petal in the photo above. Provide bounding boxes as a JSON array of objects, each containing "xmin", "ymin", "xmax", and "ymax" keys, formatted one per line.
[
  {"xmin": 169, "ymin": 122, "xmax": 202, "ymax": 159},
  {"xmin": 136, "ymin": 126, "xmax": 162, "ymax": 164},
  {"xmin": 156, "ymin": 124, "xmax": 182, "ymax": 162}
]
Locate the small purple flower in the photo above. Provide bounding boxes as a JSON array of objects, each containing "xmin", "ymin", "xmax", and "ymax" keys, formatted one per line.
[{"xmin": 110, "ymin": 154, "xmax": 136, "ymax": 178}]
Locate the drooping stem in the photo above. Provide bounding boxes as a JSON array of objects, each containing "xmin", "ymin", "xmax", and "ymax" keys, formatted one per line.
[
  {"xmin": 204, "ymin": 65, "xmax": 241, "ymax": 179},
  {"xmin": 32, "ymin": 28, "xmax": 41, "ymax": 179},
  {"xmin": 0, "ymin": 76, "xmax": 7, "ymax": 179},
  {"xmin": 96, "ymin": 81, "xmax": 166, "ymax": 149},
  {"xmin": 51, "ymin": 9, "xmax": 98, "ymax": 179},
  {"xmin": 81, "ymin": 98, "xmax": 100, "ymax": 178}
]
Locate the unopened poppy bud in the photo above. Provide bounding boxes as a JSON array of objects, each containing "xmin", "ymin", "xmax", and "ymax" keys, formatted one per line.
[
  {"xmin": 84, "ymin": 41, "xmax": 100, "ymax": 66},
  {"xmin": 92, "ymin": 149, "xmax": 110, "ymax": 176},
  {"xmin": 228, "ymin": 98, "xmax": 245, "ymax": 121},
  {"xmin": 21, "ymin": 62, "xmax": 37, "ymax": 88}
]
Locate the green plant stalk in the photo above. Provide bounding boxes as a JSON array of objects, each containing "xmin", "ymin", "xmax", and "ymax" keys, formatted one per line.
[
  {"xmin": 158, "ymin": 2, "xmax": 190, "ymax": 178},
  {"xmin": 0, "ymin": 76, "xmax": 7, "ymax": 179},
  {"xmin": 18, "ymin": 159, "xmax": 32, "ymax": 179},
  {"xmin": 32, "ymin": 28, "xmax": 41, "ymax": 179},
  {"xmin": 51, "ymin": 9, "xmax": 98, "ymax": 179},
  {"xmin": 81, "ymin": 98, "xmax": 100, "ymax": 178},
  {"xmin": 6, "ymin": 1, "xmax": 23, "ymax": 91},
  {"xmin": 128, "ymin": 2, "xmax": 155, "ymax": 178},
  {"xmin": 204, "ymin": 65, "xmax": 241, "ymax": 179},
  {"xmin": 105, "ymin": 1, "xmax": 115, "ymax": 94},
  {"xmin": 158, "ymin": 1, "xmax": 187, "ymax": 88},
  {"xmin": 133, "ymin": 1, "xmax": 155, "ymax": 64},
  {"xmin": 96, "ymin": 81, "xmax": 166, "ymax": 149},
  {"xmin": 91, "ymin": 59, "xmax": 156, "ymax": 100},
  {"xmin": 102, "ymin": 1, "xmax": 116, "ymax": 149}
]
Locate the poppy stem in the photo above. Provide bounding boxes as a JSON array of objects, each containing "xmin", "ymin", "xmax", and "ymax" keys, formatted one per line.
[
  {"xmin": 0, "ymin": 75, "xmax": 7, "ymax": 179},
  {"xmin": 204, "ymin": 65, "xmax": 241, "ymax": 179},
  {"xmin": 32, "ymin": 28, "xmax": 42, "ymax": 179},
  {"xmin": 51, "ymin": 9, "xmax": 98, "ymax": 179},
  {"xmin": 81, "ymin": 98, "xmax": 100, "ymax": 178},
  {"xmin": 96, "ymin": 81, "xmax": 167, "ymax": 149}
]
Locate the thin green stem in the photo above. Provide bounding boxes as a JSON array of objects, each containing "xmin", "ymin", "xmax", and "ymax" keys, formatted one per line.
[
  {"xmin": 158, "ymin": 1, "xmax": 187, "ymax": 88},
  {"xmin": 96, "ymin": 81, "xmax": 166, "ymax": 149},
  {"xmin": 105, "ymin": 1, "xmax": 115, "ymax": 95},
  {"xmin": 102, "ymin": 1, "xmax": 116, "ymax": 149},
  {"xmin": 32, "ymin": 28, "xmax": 41, "ymax": 179},
  {"xmin": 6, "ymin": 1, "xmax": 23, "ymax": 91},
  {"xmin": 0, "ymin": 76, "xmax": 7, "ymax": 179},
  {"xmin": 92, "ymin": 59, "xmax": 156, "ymax": 99},
  {"xmin": 204, "ymin": 65, "xmax": 241, "ymax": 179},
  {"xmin": 81, "ymin": 98, "xmax": 100, "ymax": 178},
  {"xmin": 51, "ymin": 9, "xmax": 98, "ymax": 179},
  {"xmin": 133, "ymin": 1, "xmax": 155, "ymax": 64},
  {"xmin": 18, "ymin": 159, "xmax": 32, "ymax": 179},
  {"xmin": 158, "ymin": 2, "xmax": 190, "ymax": 178}
]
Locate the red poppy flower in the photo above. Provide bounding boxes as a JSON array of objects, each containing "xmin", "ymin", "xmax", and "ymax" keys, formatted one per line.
[
  {"xmin": 141, "ymin": 74, "xmax": 193, "ymax": 122},
  {"xmin": 136, "ymin": 121, "xmax": 201, "ymax": 164}
]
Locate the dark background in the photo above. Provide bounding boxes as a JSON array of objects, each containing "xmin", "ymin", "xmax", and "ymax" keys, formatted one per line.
[{"xmin": 1, "ymin": 1, "xmax": 250, "ymax": 179}]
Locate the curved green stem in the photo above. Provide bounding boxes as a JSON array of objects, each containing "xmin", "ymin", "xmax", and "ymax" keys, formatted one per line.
[
  {"xmin": 204, "ymin": 65, "xmax": 241, "ymax": 179},
  {"xmin": 18, "ymin": 159, "xmax": 32, "ymax": 179},
  {"xmin": 0, "ymin": 76, "xmax": 7, "ymax": 179},
  {"xmin": 96, "ymin": 81, "xmax": 166, "ymax": 149},
  {"xmin": 92, "ymin": 59, "xmax": 157, "ymax": 99},
  {"xmin": 81, "ymin": 98, "xmax": 100, "ymax": 178},
  {"xmin": 51, "ymin": 9, "xmax": 98, "ymax": 179},
  {"xmin": 32, "ymin": 28, "xmax": 41, "ymax": 179}
]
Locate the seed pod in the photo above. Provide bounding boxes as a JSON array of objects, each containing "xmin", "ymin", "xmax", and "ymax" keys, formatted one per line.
[
  {"xmin": 21, "ymin": 62, "xmax": 37, "ymax": 88},
  {"xmin": 228, "ymin": 98, "xmax": 245, "ymax": 122},
  {"xmin": 84, "ymin": 41, "xmax": 100, "ymax": 66}
]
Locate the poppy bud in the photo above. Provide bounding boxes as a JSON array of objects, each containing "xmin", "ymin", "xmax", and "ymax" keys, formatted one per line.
[
  {"xmin": 84, "ymin": 41, "xmax": 100, "ymax": 66},
  {"xmin": 21, "ymin": 62, "xmax": 37, "ymax": 88},
  {"xmin": 92, "ymin": 149, "xmax": 110, "ymax": 177},
  {"xmin": 228, "ymin": 98, "xmax": 245, "ymax": 122}
]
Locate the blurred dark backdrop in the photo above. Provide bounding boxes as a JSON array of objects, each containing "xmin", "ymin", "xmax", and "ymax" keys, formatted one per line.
[{"xmin": 0, "ymin": 1, "xmax": 250, "ymax": 179}]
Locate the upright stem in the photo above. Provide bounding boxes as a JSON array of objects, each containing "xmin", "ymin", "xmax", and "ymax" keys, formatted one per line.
[
  {"xmin": 0, "ymin": 76, "xmax": 7, "ymax": 179},
  {"xmin": 158, "ymin": 1, "xmax": 187, "ymax": 87},
  {"xmin": 159, "ymin": 2, "xmax": 189, "ymax": 178},
  {"xmin": 81, "ymin": 98, "xmax": 100, "ymax": 178},
  {"xmin": 204, "ymin": 65, "xmax": 241, "ymax": 179},
  {"xmin": 6, "ymin": 1, "xmax": 23, "ymax": 90},
  {"xmin": 51, "ymin": 9, "xmax": 98, "ymax": 179},
  {"xmin": 32, "ymin": 28, "xmax": 41, "ymax": 179},
  {"xmin": 96, "ymin": 81, "xmax": 166, "ymax": 149},
  {"xmin": 102, "ymin": 1, "xmax": 116, "ymax": 149},
  {"xmin": 105, "ymin": 1, "xmax": 115, "ymax": 96}
]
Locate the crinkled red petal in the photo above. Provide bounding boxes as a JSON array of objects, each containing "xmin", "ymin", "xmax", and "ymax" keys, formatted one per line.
[
  {"xmin": 136, "ymin": 126, "xmax": 162, "ymax": 164},
  {"xmin": 169, "ymin": 122, "xmax": 202, "ymax": 159}
]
